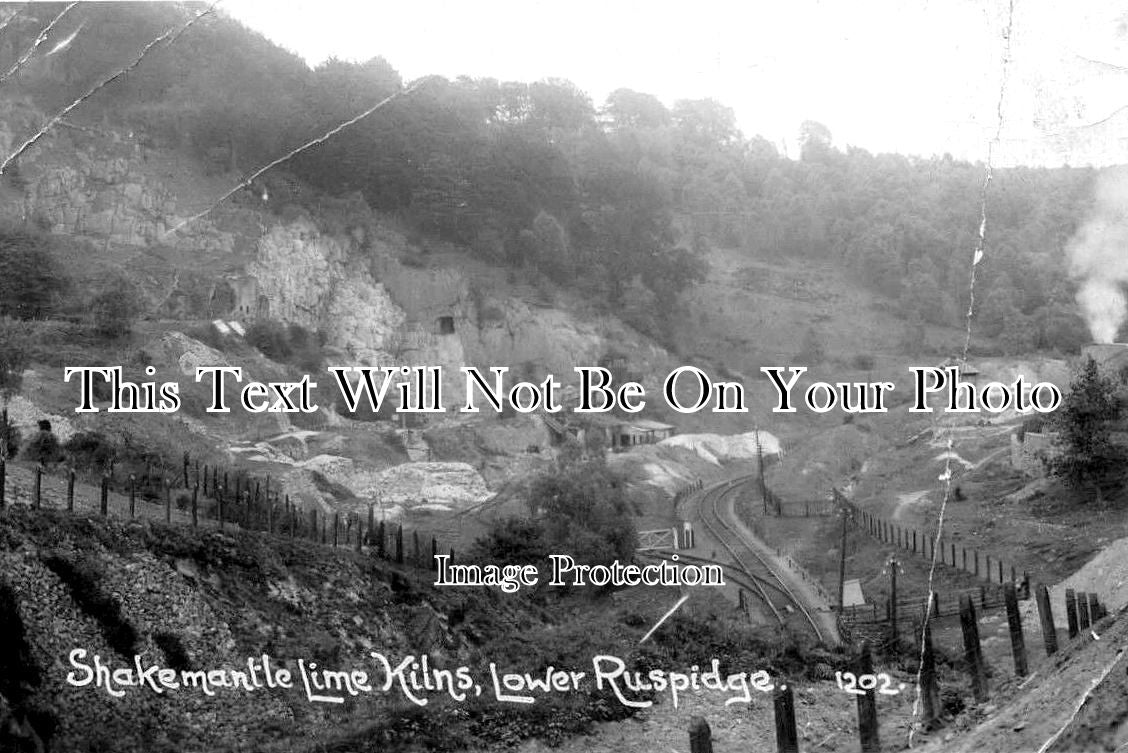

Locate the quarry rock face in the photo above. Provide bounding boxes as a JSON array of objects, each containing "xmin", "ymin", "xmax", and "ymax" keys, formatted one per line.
[
  {"xmin": 467, "ymin": 298, "xmax": 606, "ymax": 376},
  {"xmin": 246, "ymin": 219, "xmax": 408, "ymax": 362},
  {"xmin": 349, "ymin": 462, "xmax": 493, "ymax": 511},
  {"xmin": 3, "ymin": 121, "xmax": 651, "ymax": 398}
]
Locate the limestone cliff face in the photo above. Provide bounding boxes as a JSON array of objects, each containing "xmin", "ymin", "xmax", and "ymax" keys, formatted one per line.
[
  {"xmin": 3, "ymin": 106, "xmax": 675, "ymax": 410},
  {"xmin": 244, "ymin": 219, "xmax": 407, "ymax": 364},
  {"xmin": 0, "ymin": 104, "xmax": 233, "ymax": 253}
]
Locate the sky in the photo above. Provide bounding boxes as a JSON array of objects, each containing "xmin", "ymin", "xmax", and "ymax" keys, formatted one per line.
[{"xmin": 221, "ymin": 0, "xmax": 1128, "ymax": 167}]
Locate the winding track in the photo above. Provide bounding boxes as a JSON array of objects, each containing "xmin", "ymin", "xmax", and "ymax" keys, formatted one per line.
[{"xmin": 685, "ymin": 475, "xmax": 834, "ymax": 644}]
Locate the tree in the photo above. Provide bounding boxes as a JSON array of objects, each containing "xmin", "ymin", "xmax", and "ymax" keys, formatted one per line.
[
  {"xmin": 799, "ymin": 120, "xmax": 833, "ymax": 161},
  {"xmin": 1049, "ymin": 356, "xmax": 1126, "ymax": 495},
  {"xmin": 0, "ymin": 228, "xmax": 68, "ymax": 319},
  {"xmin": 0, "ymin": 318, "xmax": 32, "ymax": 461},
  {"xmin": 90, "ymin": 279, "xmax": 144, "ymax": 338},
  {"xmin": 604, "ymin": 88, "xmax": 670, "ymax": 130},
  {"xmin": 526, "ymin": 458, "xmax": 637, "ymax": 565}
]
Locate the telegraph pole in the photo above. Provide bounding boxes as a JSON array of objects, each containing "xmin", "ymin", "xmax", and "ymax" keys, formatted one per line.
[
  {"xmin": 886, "ymin": 554, "xmax": 902, "ymax": 652},
  {"xmin": 837, "ymin": 501, "xmax": 850, "ymax": 611},
  {"xmin": 754, "ymin": 424, "xmax": 768, "ymax": 514}
]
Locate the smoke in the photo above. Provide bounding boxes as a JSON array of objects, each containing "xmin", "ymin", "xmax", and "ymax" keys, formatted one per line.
[{"xmin": 1069, "ymin": 166, "xmax": 1128, "ymax": 343}]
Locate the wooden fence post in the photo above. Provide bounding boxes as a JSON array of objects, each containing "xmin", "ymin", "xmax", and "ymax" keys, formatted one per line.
[
  {"xmin": 165, "ymin": 480, "xmax": 172, "ymax": 523},
  {"xmin": 688, "ymin": 717, "xmax": 712, "ymax": 753},
  {"xmin": 888, "ymin": 558, "xmax": 899, "ymax": 650},
  {"xmin": 413, "ymin": 531, "xmax": 421, "ymax": 568},
  {"xmin": 1036, "ymin": 584, "xmax": 1058, "ymax": 656},
  {"xmin": 856, "ymin": 641, "xmax": 880, "ymax": 753},
  {"xmin": 67, "ymin": 468, "xmax": 75, "ymax": 512},
  {"xmin": 1004, "ymin": 582, "xmax": 1027, "ymax": 678},
  {"xmin": 0, "ymin": 458, "xmax": 6, "ymax": 509},
  {"xmin": 920, "ymin": 598, "xmax": 940, "ymax": 729},
  {"xmin": 218, "ymin": 486, "xmax": 225, "ymax": 530},
  {"xmin": 367, "ymin": 504, "xmax": 374, "ymax": 544},
  {"xmin": 1090, "ymin": 593, "xmax": 1103, "ymax": 622},
  {"xmin": 33, "ymin": 464, "xmax": 42, "ymax": 508},
  {"xmin": 333, "ymin": 513, "xmax": 339, "ymax": 548},
  {"xmin": 129, "ymin": 474, "xmax": 136, "ymax": 517},
  {"xmin": 183, "ymin": 451, "xmax": 190, "ymax": 489},
  {"xmin": 378, "ymin": 520, "xmax": 386, "ymax": 559},
  {"xmin": 1078, "ymin": 593, "xmax": 1091, "ymax": 632},
  {"xmin": 959, "ymin": 595, "xmax": 987, "ymax": 703},
  {"xmin": 395, "ymin": 525, "xmax": 404, "ymax": 564},
  {"xmin": 191, "ymin": 484, "xmax": 199, "ymax": 528},
  {"xmin": 774, "ymin": 684, "xmax": 799, "ymax": 753},
  {"xmin": 356, "ymin": 518, "xmax": 363, "ymax": 552},
  {"xmin": 1065, "ymin": 589, "xmax": 1079, "ymax": 639}
]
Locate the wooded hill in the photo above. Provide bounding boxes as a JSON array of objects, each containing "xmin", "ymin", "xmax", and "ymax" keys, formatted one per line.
[{"xmin": 0, "ymin": 2, "xmax": 1101, "ymax": 353}]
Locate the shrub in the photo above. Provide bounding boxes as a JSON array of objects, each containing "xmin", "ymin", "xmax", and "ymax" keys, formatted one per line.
[
  {"xmin": 63, "ymin": 431, "xmax": 117, "ymax": 472},
  {"xmin": 21, "ymin": 429, "xmax": 61, "ymax": 465},
  {"xmin": 244, "ymin": 319, "xmax": 324, "ymax": 372},
  {"xmin": 468, "ymin": 518, "xmax": 548, "ymax": 565},
  {"xmin": 89, "ymin": 281, "xmax": 144, "ymax": 338}
]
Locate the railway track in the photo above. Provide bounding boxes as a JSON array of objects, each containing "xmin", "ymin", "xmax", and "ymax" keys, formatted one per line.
[
  {"xmin": 636, "ymin": 549, "xmax": 795, "ymax": 604},
  {"xmin": 689, "ymin": 476, "xmax": 831, "ymax": 644}
]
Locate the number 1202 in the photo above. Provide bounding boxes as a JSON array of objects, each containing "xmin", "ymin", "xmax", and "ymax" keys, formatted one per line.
[{"xmin": 835, "ymin": 671, "xmax": 902, "ymax": 695}]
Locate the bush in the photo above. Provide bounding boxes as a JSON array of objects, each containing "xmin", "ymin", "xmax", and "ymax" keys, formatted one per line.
[
  {"xmin": 63, "ymin": 431, "xmax": 117, "ymax": 472},
  {"xmin": 468, "ymin": 518, "xmax": 548, "ymax": 565},
  {"xmin": 244, "ymin": 319, "xmax": 324, "ymax": 372},
  {"xmin": 21, "ymin": 429, "xmax": 61, "ymax": 465},
  {"xmin": 527, "ymin": 458, "xmax": 638, "ymax": 564},
  {"xmin": 89, "ymin": 281, "xmax": 144, "ymax": 338}
]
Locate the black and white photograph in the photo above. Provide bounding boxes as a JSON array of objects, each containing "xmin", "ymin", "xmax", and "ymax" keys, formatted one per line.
[{"xmin": 0, "ymin": 1, "xmax": 1126, "ymax": 751}]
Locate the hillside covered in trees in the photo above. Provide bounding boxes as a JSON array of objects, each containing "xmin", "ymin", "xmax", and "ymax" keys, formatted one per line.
[{"xmin": 0, "ymin": 2, "xmax": 1099, "ymax": 353}]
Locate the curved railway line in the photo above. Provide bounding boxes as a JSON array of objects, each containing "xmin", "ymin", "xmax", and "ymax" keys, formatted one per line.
[
  {"xmin": 636, "ymin": 549, "xmax": 795, "ymax": 605},
  {"xmin": 681, "ymin": 475, "xmax": 832, "ymax": 644}
]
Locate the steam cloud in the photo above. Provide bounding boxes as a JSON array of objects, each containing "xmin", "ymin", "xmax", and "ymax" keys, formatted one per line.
[{"xmin": 1069, "ymin": 166, "xmax": 1128, "ymax": 343}]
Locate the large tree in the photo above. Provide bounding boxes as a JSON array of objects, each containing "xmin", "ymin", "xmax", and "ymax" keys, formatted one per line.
[{"xmin": 1049, "ymin": 356, "xmax": 1126, "ymax": 495}]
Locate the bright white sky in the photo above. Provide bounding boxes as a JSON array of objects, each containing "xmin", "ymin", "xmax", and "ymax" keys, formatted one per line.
[{"xmin": 222, "ymin": 0, "xmax": 1128, "ymax": 167}]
